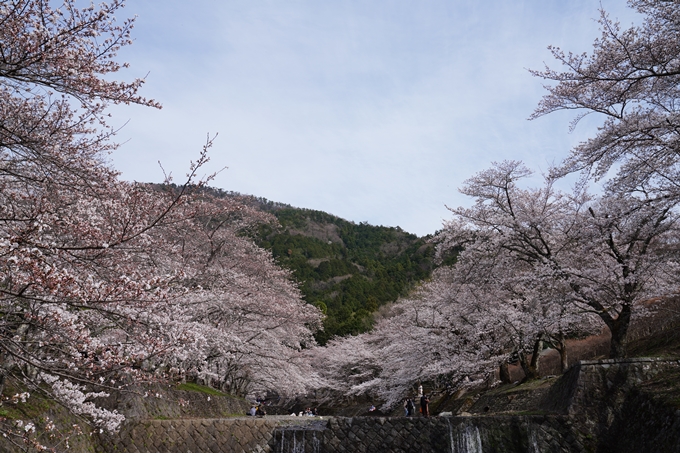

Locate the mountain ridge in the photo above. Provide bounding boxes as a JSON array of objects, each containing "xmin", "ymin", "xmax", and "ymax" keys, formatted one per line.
[{"xmin": 201, "ymin": 187, "xmax": 438, "ymax": 344}]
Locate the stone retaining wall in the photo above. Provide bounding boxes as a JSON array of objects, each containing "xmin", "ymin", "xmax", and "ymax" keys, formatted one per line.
[
  {"xmin": 88, "ymin": 358, "xmax": 680, "ymax": 453},
  {"xmin": 276, "ymin": 415, "xmax": 585, "ymax": 453},
  {"xmin": 97, "ymin": 418, "xmax": 280, "ymax": 453},
  {"xmin": 96, "ymin": 415, "xmax": 587, "ymax": 453},
  {"xmin": 604, "ymin": 384, "xmax": 680, "ymax": 453},
  {"xmin": 541, "ymin": 356, "xmax": 680, "ymax": 451},
  {"xmin": 567, "ymin": 357, "xmax": 680, "ymax": 415},
  {"xmin": 541, "ymin": 357, "xmax": 680, "ymax": 414}
]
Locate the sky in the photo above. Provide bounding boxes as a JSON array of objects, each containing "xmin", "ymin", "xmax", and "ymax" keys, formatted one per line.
[{"xmin": 109, "ymin": 0, "xmax": 642, "ymax": 237}]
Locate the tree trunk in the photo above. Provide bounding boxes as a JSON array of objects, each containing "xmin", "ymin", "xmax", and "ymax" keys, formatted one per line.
[
  {"xmin": 0, "ymin": 367, "xmax": 5, "ymax": 398},
  {"xmin": 551, "ymin": 333, "xmax": 569, "ymax": 373},
  {"xmin": 608, "ymin": 305, "xmax": 632, "ymax": 359},
  {"xmin": 558, "ymin": 339, "xmax": 568, "ymax": 373},
  {"xmin": 517, "ymin": 350, "xmax": 531, "ymax": 381},
  {"xmin": 499, "ymin": 362, "xmax": 511, "ymax": 384},
  {"xmin": 527, "ymin": 336, "xmax": 543, "ymax": 380},
  {"xmin": 518, "ymin": 336, "xmax": 543, "ymax": 381}
]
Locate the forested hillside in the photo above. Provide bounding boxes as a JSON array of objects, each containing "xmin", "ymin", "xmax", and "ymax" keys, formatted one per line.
[{"xmin": 248, "ymin": 202, "xmax": 437, "ymax": 344}]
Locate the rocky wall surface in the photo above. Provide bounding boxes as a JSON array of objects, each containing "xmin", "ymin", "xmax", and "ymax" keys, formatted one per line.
[
  {"xmin": 601, "ymin": 386, "xmax": 680, "ymax": 453},
  {"xmin": 566, "ymin": 357, "xmax": 680, "ymax": 416},
  {"xmin": 597, "ymin": 364, "xmax": 680, "ymax": 453},
  {"xmin": 97, "ymin": 384, "xmax": 252, "ymax": 420}
]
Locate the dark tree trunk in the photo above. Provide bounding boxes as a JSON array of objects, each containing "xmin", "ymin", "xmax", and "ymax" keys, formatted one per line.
[
  {"xmin": 551, "ymin": 333, "xmax": 569, "ymax": 373},
  {"xmin": 558, "ymin": 339, "xmax": 568, "ymax": 373},
  {"xmin": 517, "ymin": 350, "xmax": 531, "ymax": 381},
  {"xmin": 499, "ymin": 362, "xmax": 511, "ymax": 384},
  {"xmin": 518, "ymin": 335, "xmax": 543, "ymax": 381},
  {"xmin": 527, "ymin": 336, "xmax": 543, "ymax": 379},
  {"xmin": 0, "ymin": 350, "xmax": 7, "ymax": 397},
  {"xmin": 609, "ymin": 305, "xmax": 632, "ymax": 359}
]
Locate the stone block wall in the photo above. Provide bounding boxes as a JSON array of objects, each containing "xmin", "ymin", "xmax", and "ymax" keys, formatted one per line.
[
  {"xmin": 97, "ymin": 384, "xmax": 252, "ymax": 420},
  {"xmin": 543, "ymin": 357, "xmax": 680, "ymax": 449},
  {"xmin": 567, "ymin": 357, "xmax": 680, "ymax": 415},
  {"xmin": 604, "ymin": 385, "xmax": 680, "ymax": 453},
  {"xmin": 97, "ymin": 418, "xmax": 279, "ymax": 453},
  {"xmin": 279, "ymin": 416, "xmax": 585, "ymax": 453},
  {"xmin": 29, "ymin": 358, "xmax": 680, "ymax": 453},
  {"xmin": 96, "ymin": 415, "xmax": 587, "ymax": 453}
]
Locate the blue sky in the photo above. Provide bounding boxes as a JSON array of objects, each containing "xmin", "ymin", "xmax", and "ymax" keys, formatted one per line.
[{"xmin": 110, "ymin": 0, "xmax": 640, "ymax": 236}]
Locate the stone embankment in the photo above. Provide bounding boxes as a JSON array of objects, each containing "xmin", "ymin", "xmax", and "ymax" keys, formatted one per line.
[
  {"xmin": 561, "ymin": 357, "xmax": 680, "ymax": 452},
  {"xmin": 1, "ymin": 358, "xmax": 674, "ymax": 453},
  {"xmin": 97, "ymin": 415, "xmax": 583, "ymax": 453},
  {"xmin": 95, "ymin": 358, "xmax": 680, "ymax": 453},
  {"xmin": 98, "ymin": 417, "xmax": 280, "ymax": 453}
]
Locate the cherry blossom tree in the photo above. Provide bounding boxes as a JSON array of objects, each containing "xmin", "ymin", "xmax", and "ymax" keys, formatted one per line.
[
  {"xmin": 437, "ymin": 161, "xmax": 602, "ymax": 373},
  {"xmin": 150, "ymin": 200, "xmax": 324, "ymax": 398},
  {"xmin": 1, "ymin": 0, "xmax": 171, "ymax": 435},
  {"xmin": 309, "ymin": 270, "xmax": 510, "ymax": 409},
  {"xmin": 437, "ymin": 161, "xmax": 679, "ymax": 359},
  {"xmin": 0, "ymin": 1, "xmax": 324, "ymax": 445},
  {"xmin": 309, "ymin": 163, "xmax": 601, "ymax": 405},
  {"xmin": 310, "ymin": 0, "xmax": 680, "ymax": 409},
  {"xmin": 309, "ymin": 160, "xmax": 678, "ymax": 403},
  {"xmin": 306, "ymin": 332, "xmax": 382, "ymax": 399},
  {"xmin": 367, "ymin": 274, "xmax": 507, "ymax": 406},
  {"xmin": 531, "ymin": 0, "xmax": 680, "ymax": 198},
  {"xmin": 563, "ymin": 190, "xmax": 680, "ymax": 357},
  {"xmin": 527, "ymin": 0, "xmax": 680, "ymax": 358}
]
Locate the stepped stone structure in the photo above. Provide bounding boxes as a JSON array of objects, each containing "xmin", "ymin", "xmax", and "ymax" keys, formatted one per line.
[{"xmin": 555, "ymin": 357, "xmax": 680, "ymax": 452}]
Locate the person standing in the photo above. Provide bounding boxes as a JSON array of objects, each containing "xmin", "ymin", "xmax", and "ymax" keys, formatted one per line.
[
  {"xmin": 420, "ymin": 394, "xmax": 430, "ymax": 417},
  {"xmin": 407, "ymin": 398, "xmax": 416, "ymax": 417}
]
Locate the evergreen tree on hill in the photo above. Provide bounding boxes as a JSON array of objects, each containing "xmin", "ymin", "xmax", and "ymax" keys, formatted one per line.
[{"xmin": 251, "ymin": 206, "xmax": 437, "ymax": 344}]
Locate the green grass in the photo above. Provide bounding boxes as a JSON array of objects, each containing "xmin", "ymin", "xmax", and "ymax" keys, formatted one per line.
[
  {"xmin": 176, "ymin": 382, "xmax": 227, "ymax": 396},
  {"xmin": 513, "ymin": 410, "xmax": 548, "ymax": 416},
  {"xmin": 220, "ymin": 412, "xmax": 246, "ymax": 418},
  {"xmin": 502, "ymin": 377, "xmax": 558, "ymax": 393},
  {"xmin": 0, "ymin": 383, "xmax": 54, "ymax": 420}
]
